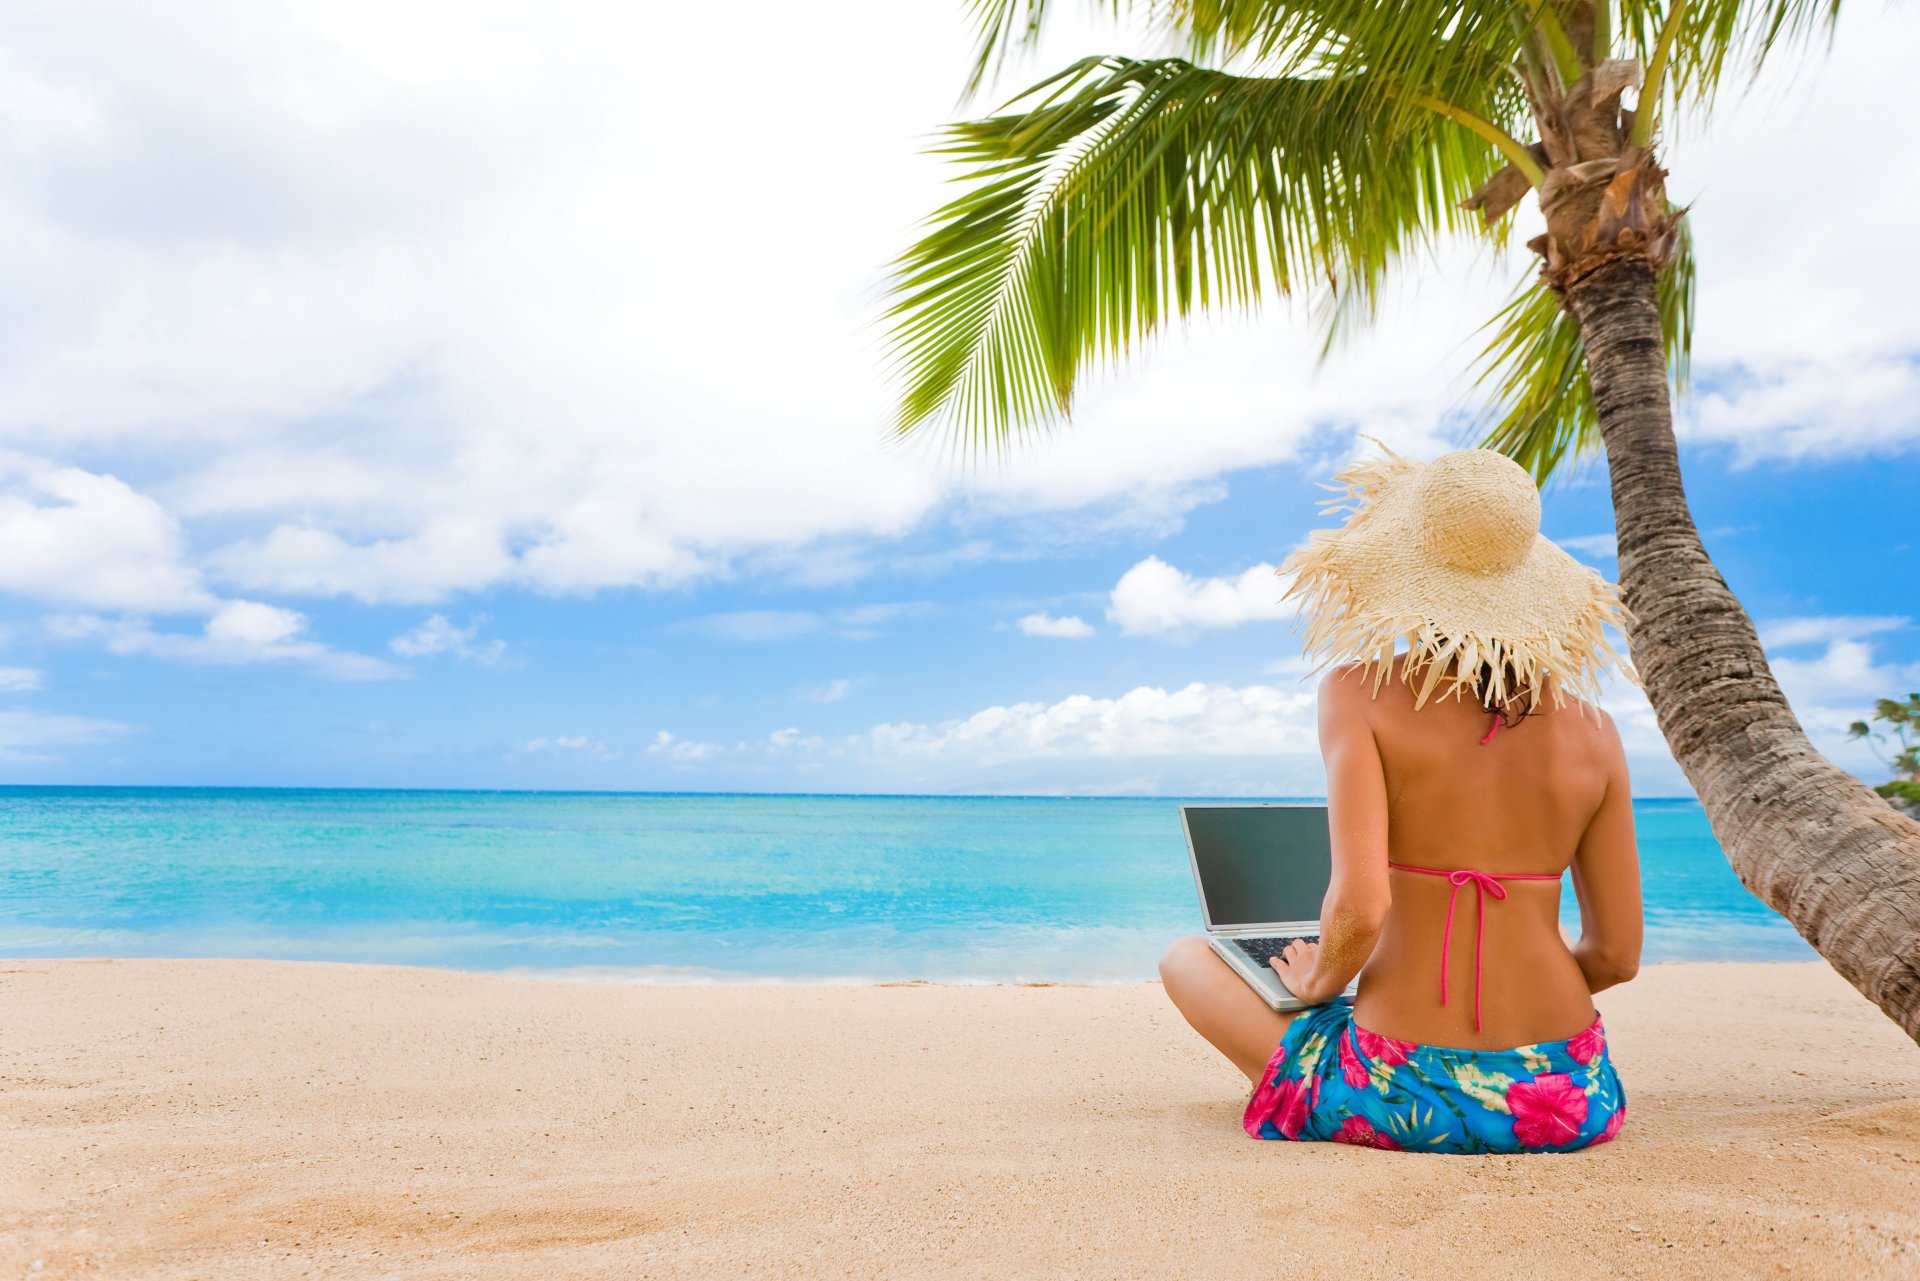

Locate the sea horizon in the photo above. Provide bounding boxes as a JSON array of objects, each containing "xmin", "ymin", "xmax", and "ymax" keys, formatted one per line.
[{"xmin": 0, "ymin": 784, "xmax": 1710, "ymax": 800}]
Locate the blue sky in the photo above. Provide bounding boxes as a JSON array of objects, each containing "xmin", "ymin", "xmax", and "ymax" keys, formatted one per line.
[{"xmin": 0, "ymin": 1, "xmax": 1915, "ymax": 796}]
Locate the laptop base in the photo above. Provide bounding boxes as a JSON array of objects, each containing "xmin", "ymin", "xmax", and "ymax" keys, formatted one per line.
[{"xmin": 1208, "ymin": 932, "xmax": 1359, "ymax": 1013}]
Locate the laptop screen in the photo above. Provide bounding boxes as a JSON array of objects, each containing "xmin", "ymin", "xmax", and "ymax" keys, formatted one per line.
[{"xmin": 1182, "ymin": 805, "xmax": 1333, "ymax": 930}]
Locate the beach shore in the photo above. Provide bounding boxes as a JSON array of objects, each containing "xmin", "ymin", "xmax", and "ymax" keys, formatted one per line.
[{"xmin": 2, "ymin": 959, "xmax": 1915, "ymax": 1280}]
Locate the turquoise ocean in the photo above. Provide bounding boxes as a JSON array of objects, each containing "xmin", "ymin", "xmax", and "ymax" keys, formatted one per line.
[{"xmin": 0, "ymin": 789, "xmax": 1809, "ymax": 981}]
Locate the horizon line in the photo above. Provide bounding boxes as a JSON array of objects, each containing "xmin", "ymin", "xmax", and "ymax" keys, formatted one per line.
[{"xmin": 0, "ymin": 783, "xmax": 1708, "ymax": 802}]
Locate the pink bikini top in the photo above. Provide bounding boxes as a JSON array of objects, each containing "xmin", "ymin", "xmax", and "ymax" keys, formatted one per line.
[{"xmin": 1385, "ymin": 710, "xmax": 1560, "ymax": 1032}]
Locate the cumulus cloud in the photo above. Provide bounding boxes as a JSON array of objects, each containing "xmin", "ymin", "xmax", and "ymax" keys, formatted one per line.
[
  {"xmin": 1016, "ymin": 612, "xmax": 1094, "ymax": 639},
  {"xmin": 1684, "ymin": 357, "xmax": 1920, "ymax": 465},
  {"xmin": 867, "ymin": 681, "xmax": 1322, "ymax": 761},
  {"xmin": 49, "ymin": 601, "xmax": 400, "ymax": 680},
  {"xmin": 768, "ymin": 726, "xmax": 826, "ymax": 752},
  {"xmin": 1107, "ymin": 557, "xmax": 1293, "ymax": 636},
  {"xmin": 1772, "ymin": 639, "xmax": 1920, "ymax": 705},
  {"xmin": 1759, "ymin": 615, "xmax": 1906, "ymax": 650},
  {"xmin": 211, "ymin": 521, "xmax": 515, "ymax": 606},
  {"xmin": 647, "ymin": 730, "xmax": 723, "ymax": 762},
  {"xmin": 1557, "ymin": 533, "xmax": 1618, "ymax": 560},
  {"xmin": 391, "ymin": 614, "xmax": 508, "ymax": 666},
  {"xmin": 522, "ymin": 735, "xmax": 611, "ymax": 757},
  {"xmin": 0, "ymin": 456, "xmax": 210, "ymax": 612}
]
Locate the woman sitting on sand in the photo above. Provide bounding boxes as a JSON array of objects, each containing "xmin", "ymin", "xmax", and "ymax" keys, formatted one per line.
[{"xmin": 1159, "ymin": 447, "xmax": 1641, "ymax": 1154}]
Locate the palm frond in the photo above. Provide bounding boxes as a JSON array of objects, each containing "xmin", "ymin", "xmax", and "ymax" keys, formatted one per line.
[
  {"xmin": 881, "ymin": 54, "xmax": 1509, "ymax": 456},
  {"xmin": 1475, "ymin": 211, "xmax": 1696, "ymax": 482},
  {"xmin": 1165, "ymin": 1, "xmax": 1542, "ymax": 110}
]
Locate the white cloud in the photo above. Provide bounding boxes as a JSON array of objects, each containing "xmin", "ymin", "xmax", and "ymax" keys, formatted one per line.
[
  {"xmin": 1683, "ymin": 357, "xmax": 1920, "ymax": 464},
  {"xmin": 1558, "ymin": 533, "xmax": 1618, "ymax": 560},
  {"xmin": 1758, "ymin": 615, "xmax": 1906, "ymax": 650},
  {"xmin": 0, "ymin": 666, "xmax": 43, "ymax": 692},
  {"xmin": 49, "ymin": 602, "xmax": 401, "ymax": 680},
  {"xmin": 1659, "ymin": 11, "xmax": 1920, "ymax": 465},
  {"xmin": 797, "ymin": 677, "xmax": 858, "ymax": 703},
  {"xmin": 1769, "ymin": 635, "xmax": 1920, "ymax": 779},
  {"xmin": 1016, "ymin": 611, "xmax": 1094, "ymax": 639},
  {"xmin": 769, "ymin": 726, "xmax": 826, "ymax": 752},
  {"xmin": 210, "ymin": 520, "xmax": 515, "ymax": 606},
  {"xmin": 1107, "ymin": 557, "xmax": 1293, "ymax": 636},
  {"xmin": 647, "ymin": 729, "xmax": 723, "ymax": 761},
  {"xmin": 522, "ymin": 734, "xmax": 610, "ymax": 757},
  {"xmin": 1771, "ymin": 639, "xmax": 1920, "ymax": 704},
  {"xmin": 0, "ymin": 708, "xmax": 134, "ymax": 762},
  {"xmin": 0, "ymin": 456, "xmax": 210, "ymax": 612},
  {"xmin": 205, "ymin": 599, "xmax": 305, "ymax": 647},
  {"xmin": 391, "ymin": 613, "xmax": 507, "ymax": 666},
  {"xmin": 867, "ymin": 681, "xmax": 1322, "ymax": 762},
  {"xmin": 838, "ymin": 669, "xmax": 1721, "ymax": 795}
]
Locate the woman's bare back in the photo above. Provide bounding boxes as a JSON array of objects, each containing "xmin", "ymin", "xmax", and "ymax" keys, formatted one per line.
[{"xmin": 1336, "ymin": 657, "xmax": 1639, "ymax": 1050}]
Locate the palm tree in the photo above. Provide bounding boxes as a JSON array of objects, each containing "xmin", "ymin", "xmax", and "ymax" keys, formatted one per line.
[{"xmin": 880, "ymin": 0, "xmax": 1920, "ymax": 1042}]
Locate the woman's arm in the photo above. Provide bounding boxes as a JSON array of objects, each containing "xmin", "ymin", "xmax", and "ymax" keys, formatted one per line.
[
  {"xmin": 1568, "ymin": 712, "xmax": 1643, "ymax": 994},
  {"xmin": 1270, "ymin": 669, "xmax": 1392, "ymax": 1003}
]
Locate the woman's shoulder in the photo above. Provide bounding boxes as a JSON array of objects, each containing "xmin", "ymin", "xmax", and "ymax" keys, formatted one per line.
[
  {"xmin": 1315, "ymin": 661, "xmax": 1400, "ymax": 719},
  {"xmin": 1540, "ymin": 691, "xmax": 1621, "ymax": 740}
]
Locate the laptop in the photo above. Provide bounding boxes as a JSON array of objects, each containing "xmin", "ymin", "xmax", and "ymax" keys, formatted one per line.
[{"xmin": 1180, "ymin": 803, "xmax": 1359, "ymax": 1011}]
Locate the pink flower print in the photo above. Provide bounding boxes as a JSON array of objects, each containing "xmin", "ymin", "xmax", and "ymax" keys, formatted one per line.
[
  {"xmin": 1339, "ymin": 1033, "xmax": 1370, "ymax": 1087},
  {"xmin": 1590, "ymin": 1108, "xmax": 1625, "ymax": 1146},
  {"xmin": 1567, "ymin": 1020, "xmax": 1607, "ymax": 1065},
  {"xmin": 1354, "ymin": 1027, "xmax": 1416, "ymax": 1067},
  {"xmin": 1506, "ymin": 1073, "xmax": 1590, "ymax": 1148},
  {"xmin": 1332, "ymin": 1116, "xmax": 1403, "ymax": 1151},
  {"xmin": 1271, "ymin": 1077, "xmax": 1312, "ymax": 1139}
]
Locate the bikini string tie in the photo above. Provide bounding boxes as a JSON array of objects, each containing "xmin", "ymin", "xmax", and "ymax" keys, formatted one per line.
[{"xmin": 1438, "ymin": 869, "xmax": 1506, "ymax": 1033}]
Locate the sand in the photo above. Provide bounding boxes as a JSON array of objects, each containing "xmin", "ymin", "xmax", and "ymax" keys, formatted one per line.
[{"xmin": 1, "ymin": 959, "xmax": 1915, "ymax": 1280}]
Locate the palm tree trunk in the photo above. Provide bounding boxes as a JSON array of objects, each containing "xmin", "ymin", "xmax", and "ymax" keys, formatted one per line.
[{"xmin": 1566, "ymin": 257, "xmax": 1920, "ymax": 1044}]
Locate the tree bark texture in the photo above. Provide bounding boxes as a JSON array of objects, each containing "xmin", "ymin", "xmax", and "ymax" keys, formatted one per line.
[{"xmin": 1567, "ymin": 257, "xmax": 1920, "ymax": 1044}]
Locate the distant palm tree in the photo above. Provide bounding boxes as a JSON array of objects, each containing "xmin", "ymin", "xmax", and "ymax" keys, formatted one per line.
[{"xmin": 881, "ymin": 0, "xmax": 1920, "ymax": 1041}]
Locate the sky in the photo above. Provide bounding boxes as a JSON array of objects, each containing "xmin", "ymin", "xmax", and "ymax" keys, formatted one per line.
[{"xmin": 0, "ymin": 0, "xmax": 1914, "ymax": 796}]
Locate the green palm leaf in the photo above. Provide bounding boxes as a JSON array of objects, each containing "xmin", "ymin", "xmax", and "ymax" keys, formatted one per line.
[{"xmin": 881, "ymin": 53, "xmax": 1510, "ymax": 454}]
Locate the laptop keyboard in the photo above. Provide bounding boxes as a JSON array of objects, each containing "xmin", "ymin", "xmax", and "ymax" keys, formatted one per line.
[{"xmin": 1231, "ymin": 935, "xmax": 1313, "ymax": 970}]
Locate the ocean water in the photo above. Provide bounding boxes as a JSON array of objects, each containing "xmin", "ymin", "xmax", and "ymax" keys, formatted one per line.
[{"xmin": 0, "ymin": 789, "xmax": 1811, "ymax": 981}]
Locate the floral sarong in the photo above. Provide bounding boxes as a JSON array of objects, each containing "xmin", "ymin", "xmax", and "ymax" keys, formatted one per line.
[{"xmin": 1244, "ymin": 1000, "xmax": 1625, "ymax": 1154}]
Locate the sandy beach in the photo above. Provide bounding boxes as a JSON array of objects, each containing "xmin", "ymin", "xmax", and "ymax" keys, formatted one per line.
[{"xmin": 2, "ymin": 959, "xmax": 1915, "ymax": 1280}]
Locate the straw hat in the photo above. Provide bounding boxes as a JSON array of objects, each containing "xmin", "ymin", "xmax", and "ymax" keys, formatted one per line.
[{"xmin": 1278, "ymin": 443, "xmax": 1634, "ymax": 711}]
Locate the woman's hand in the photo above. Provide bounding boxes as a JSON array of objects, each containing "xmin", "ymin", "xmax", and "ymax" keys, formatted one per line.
[{"xmin": 1269, "ymin": 939, "xmax": 1333, "ymax": 1004}]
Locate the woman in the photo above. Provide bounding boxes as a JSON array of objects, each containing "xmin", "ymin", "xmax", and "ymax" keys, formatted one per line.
[{"xmin": 1159, "ymin": 447, "xmax": 1641, "ymax": 1154}]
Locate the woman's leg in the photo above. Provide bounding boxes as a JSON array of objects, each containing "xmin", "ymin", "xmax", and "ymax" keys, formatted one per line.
[{"xmin": 1157, "ymin": 936, "xmax": 1297, "ymax": 1085}]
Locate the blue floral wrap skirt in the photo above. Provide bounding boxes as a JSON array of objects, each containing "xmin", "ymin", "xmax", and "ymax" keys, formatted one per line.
[{"xmin": 1244, "ymin": 999, "xmax": 1626, "ymax": 1154}]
